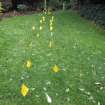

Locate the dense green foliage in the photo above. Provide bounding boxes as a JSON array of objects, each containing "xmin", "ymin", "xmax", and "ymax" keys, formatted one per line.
[
  {"xmin": 80, "ymin": 4, "xmax": 105, "ymax": 28},
  {"xmin": 0, "ymin": 2, "xmax": 3, "ymax": 13},
  {"xmin": 17, "ymin": 4, "xmax": 29, "ymax": 11},
  {"xmin": 0, "ymin": 11, "xmax": 105, "ymax": 105}
]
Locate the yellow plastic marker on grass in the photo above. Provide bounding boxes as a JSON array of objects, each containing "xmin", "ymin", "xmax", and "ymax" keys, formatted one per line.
[
  {"xmin": 40, "ymin": 20, "xmax": 43, "ymax": 24},
  {"xmin": 21, "ymin": 84, "xmax": 29, "ymax": 97},
  {"xmin": 52, "ymin": 16, "xmax": 54, "ymax": 20},
  {"xmin": 52, "ymin": 65, "xmax": 60, "ymax": 73},
  {"xmin": 40, "ymin": 26, "xmax": 43, "ymax": 31},
  {"xmin": 26, "ymin": 60, "xmax": 32, "ymax": 68},
  {"xmin": 50, "ymin": 26, "xmax": 53, "ymax": 31},
  {"xmin": 32, "ymin": 26, "xmax": 35, "ymax": 31},
  {"xmin": 42, "ymin": 16, "xmax": 45, "ymax": 22},
  {"xmin": 50, "ymin": 22, "xmax": 53, "ymax": 26},
  {"xmin": 49, "ymin": 41, "xmax": 53, "ymax": 48}
]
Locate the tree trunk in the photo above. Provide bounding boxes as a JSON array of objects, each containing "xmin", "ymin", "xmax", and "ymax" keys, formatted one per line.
[
  {"xmin": 44, "ymin": 0, "xmax": 47, "ymax": 10},
  {"xmin": 63, "ymin": 2, "xmax": 66, "ymax": 10},
  {"xmin": 12, "ymin": 0, "xmax": 17, "ymax": 10}
]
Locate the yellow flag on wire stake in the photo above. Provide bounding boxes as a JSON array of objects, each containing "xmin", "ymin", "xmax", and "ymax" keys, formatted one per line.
[
  {"xmin": 32, "ymin": 26, "xmax": 35, "ymax": 31},
  {"xmin": 50, "ymin": 26, "xmax": 53, "ymax": 31},
  {"xmin": 40, "ymin": 26, "xmax": 43, "ymax": 31},
  {"xmin": 49, "ymin": 41, "xmax": 53, "ymax": 48},
  {"xmin": 52, "ymin": 65, "xmax": 60, "ymax": 73},
  {"xmin": 26, "ymin": 60, "xmax": 32, "ymax": 69},
  {"xmin": 40, "ymin": 20, "xmax": 43, "ymax": 24},
  {"xmin": 21, "ymin": 84, "xmax": 29, "ymax": 97},
  {"xmin": 42, "ymin": 16, "xmax": 46, "ymax": 22}
]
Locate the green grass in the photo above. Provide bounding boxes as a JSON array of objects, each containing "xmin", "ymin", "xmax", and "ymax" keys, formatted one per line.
[{"xmin": 0, "ymin": 11, "xmax": 105, "ymax": 105}]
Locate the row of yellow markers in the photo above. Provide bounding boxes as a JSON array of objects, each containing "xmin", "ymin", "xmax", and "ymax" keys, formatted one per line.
[{"xmin": 21, "ymin": 10, "xmax": 61, "ymax": 97}]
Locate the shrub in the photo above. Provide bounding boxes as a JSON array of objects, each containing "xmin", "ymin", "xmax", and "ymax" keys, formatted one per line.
[
  {"xmin": 70, "ymin": 0, "xmax": 78, "ymax": 8},
  {"xmin": 17, "ymin": 4, "xmax": 29, "ymax": 11},
  {"xmin": 0, "ymin": 2, "xmax": 3, "ymax": 13},
  {"xmin": 48, "ymin": 0, "xmax": 61, "ymax": 10},
  {"xmin": 1, "ymin": 0, "xmax": 12, "ymax": 12},
  {"xmin": 80, "ymin": 4, "xmax": 105, "ymax": 28},
  {"xmin": 36, "ymin": 2, "xmax": 44, "ymax": 10},
  {"xmin": 48, "ymin": 0, "xmax": 71, "ymax": 10},
  {"xmin": 0, "ymin": 2, "xmax": 3, "ymax": 21}
]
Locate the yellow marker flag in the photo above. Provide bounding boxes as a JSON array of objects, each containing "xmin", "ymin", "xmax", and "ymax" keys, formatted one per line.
[
  {"xmin": 21, "ymin": 84, "xmax": 29, "ymax": 97},
  {"xmin": 50, "ymin": 26, "xmax": 53, "ymax": 31},
  {"xmin": 50, "ymin": 22, "xmax": 53, "ymax": 26},
  {"xmin": 49, "ymin": 41, "xmax": 52, "ymax": 48},
  {"xmin": 32, "ymin": 26, "xmax": 35, "ymax": 31},
  {"xmin": 42, "ymin": 16, "xmax": 45, "ymax": 22},
  {"xmin": 52, "ymin": 16, "xmax": 54, "ymax": 20},
  {"xmin": 26, "ymin": 60, "xmax": 32, "ymax": 68},
  {"xmin": 40, "ymin": 20, "xmax": 43, "ymax": 24},
  {"xmin": 40, "ymin": 26, "xmax": 43, "ymax": 31},
  {"xmin": 52, "ymin": 65, "xmax": 60, "ymax": 73}
]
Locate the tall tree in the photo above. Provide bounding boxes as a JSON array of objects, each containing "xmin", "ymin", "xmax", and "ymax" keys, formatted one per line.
[{"xmin": 12, "ymin": 0, "xmax": 18, "ymax": 10}]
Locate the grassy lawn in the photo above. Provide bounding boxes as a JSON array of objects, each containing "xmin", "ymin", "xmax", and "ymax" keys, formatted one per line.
[{"xmin": 0, "ymin": 11, "xmax": 105, "ymax": 105}]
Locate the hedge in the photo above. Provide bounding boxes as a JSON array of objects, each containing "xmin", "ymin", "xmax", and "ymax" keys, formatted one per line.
[{"xmin": 80, "ymin": 4, "xmax": 105, "ymax": 28}]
